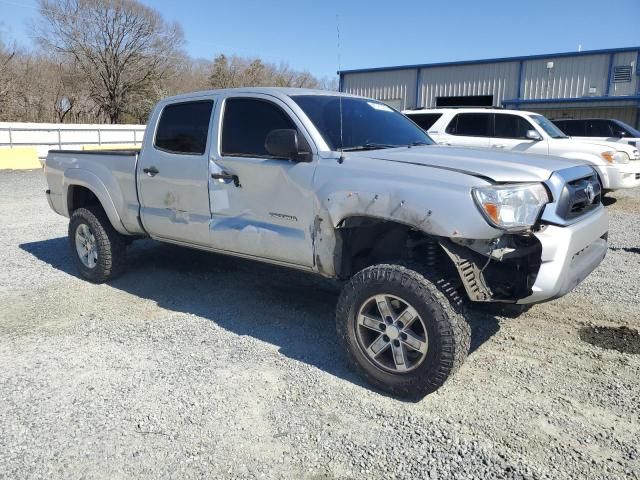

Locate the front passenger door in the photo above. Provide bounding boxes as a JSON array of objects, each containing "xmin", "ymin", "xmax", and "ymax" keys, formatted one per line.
[
  {"xmin": 491, "ymin": 113, "xmax": 548, "ymax": 154},
  {"xmin": 208, "ymin": 95, "xmax": 317, "ymax": 267}
]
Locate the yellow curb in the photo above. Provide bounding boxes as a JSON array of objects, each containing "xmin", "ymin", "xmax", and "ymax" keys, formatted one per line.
[
  {"xmin": 0, "ymin": 148, "xmax": 42, "ymax": 170},
  {"xmin": 82, "ymin": 144, "xmax": 140, "ymax": 151}
]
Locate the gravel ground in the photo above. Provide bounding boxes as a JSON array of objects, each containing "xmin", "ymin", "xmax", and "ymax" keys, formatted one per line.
[{"xmin": 0, "ymin": 169, "xmax": 639, "ymax": 480}]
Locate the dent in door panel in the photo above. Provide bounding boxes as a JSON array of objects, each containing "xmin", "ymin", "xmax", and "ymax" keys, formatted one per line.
[{"xmin": 210, "ymin": 214, "xmax": 307, "ymax": 260}]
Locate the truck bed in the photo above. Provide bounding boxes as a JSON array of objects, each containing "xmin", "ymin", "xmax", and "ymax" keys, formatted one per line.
[{"xmin": 45, "ymin": 149, "xmax": 144, "ymax": 236}]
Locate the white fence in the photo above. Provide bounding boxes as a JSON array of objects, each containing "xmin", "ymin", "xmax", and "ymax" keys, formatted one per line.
[{"xmin": 0, "ymin": 122, "xmax": 146, "ymax": 159}]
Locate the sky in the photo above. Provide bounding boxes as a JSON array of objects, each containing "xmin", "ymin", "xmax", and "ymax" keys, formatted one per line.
[{"xmin": 1, "ymin": 0, "xmax": 639, "ymax": 80}]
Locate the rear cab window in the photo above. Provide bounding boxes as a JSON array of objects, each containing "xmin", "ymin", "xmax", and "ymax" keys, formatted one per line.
[
  {"xmin": 446, "ymin": 113, "xmax": 491, "ymax": 136},
  {"xmin": 154, "ymin": 100, "xmax": 214, "ymax": 155}
]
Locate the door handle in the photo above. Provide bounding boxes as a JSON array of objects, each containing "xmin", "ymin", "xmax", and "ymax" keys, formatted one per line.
[
  {"xmin": 143, "ymin": 166, "xmax": 159, "ymax": 176},
  {"xmin": 493, "ymin": 144, "xmax": 506, "ymax": 149},
  {"xmin": 211, "ymin": 171, "xmax": 241, "ymax": 188},
  {"xmin": 437, "ymin": 141, "xmax": 451, "ymax": 146}
]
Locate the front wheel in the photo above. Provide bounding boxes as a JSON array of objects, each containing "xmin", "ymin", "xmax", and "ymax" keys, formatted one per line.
[
  {"xmin": 336, "ymin": 264, "xmax": 471, "ymax": 398},
  {"xmin": 68, "ymin": 207, "xmax": 126, "ymax": 283}
]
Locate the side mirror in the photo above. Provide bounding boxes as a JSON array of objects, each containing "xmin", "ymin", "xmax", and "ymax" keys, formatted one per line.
[
  {"xmin": 265, "ymin": 129, "xmax": 301, "ymax": 160},
  {"xmin": 526, "ymin": 129, "xmax": 542, "ymax": 141}
]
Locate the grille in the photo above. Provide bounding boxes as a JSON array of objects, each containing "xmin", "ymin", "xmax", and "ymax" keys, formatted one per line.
[{"xmin": 556, "ymin": 174, "xmax": 602, "ymax": 220}]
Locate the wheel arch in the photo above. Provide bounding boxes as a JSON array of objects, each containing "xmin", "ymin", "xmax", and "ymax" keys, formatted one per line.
[
  {"xmin": 332, "ymin": 215, "xmax": 453, "ymax": 279},
  {"xmin": 64, "ymin": 170, "xmax": 129, "ymax": 235}
]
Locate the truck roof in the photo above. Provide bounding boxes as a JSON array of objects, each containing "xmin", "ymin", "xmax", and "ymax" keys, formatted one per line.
[{"xmin": 162, "ymin": 87, "xmax": 361, "ymax": 104}]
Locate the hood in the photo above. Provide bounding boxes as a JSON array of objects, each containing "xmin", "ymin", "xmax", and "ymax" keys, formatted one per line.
[
  {"xmin": 360, "ymin": 145, "xmax": 581, "ymax": 183},
  {"xmin": 565, "ymin": 138, "xmax": 639, "ymax": 155}
]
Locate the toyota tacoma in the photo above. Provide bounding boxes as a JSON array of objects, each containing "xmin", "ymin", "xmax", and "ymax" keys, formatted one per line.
[{"xmin": 45, "ymin": 88, "xmax": 608, "ymax": 398}]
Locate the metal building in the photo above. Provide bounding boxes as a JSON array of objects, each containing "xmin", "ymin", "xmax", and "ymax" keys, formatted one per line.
[{"xmin": 338, "ymin": 47, "xmax": 640, "ymax": 128}]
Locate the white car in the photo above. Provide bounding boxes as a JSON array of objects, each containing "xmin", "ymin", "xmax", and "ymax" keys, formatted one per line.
[
  {"xmin": 404, "ymin": 108, "xmax": 640, "ymax": 191},
  {"xmin": 552, "ymin": 118, "xmax": 640, "ymax": 149}
]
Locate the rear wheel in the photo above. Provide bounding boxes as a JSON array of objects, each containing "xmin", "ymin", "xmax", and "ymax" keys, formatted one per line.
[
  {"xmin": 336, "ymin": 264, "xmax": 470, "ymax": 398},
  {"xmin": 68, "ymin": 207, "xmax": 126, "ymax": 283}
]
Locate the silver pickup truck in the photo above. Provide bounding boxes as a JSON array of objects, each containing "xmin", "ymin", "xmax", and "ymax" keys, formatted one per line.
[{"xmin": 45, "ymin": 88, "xmax": 608, "ymax": 398}]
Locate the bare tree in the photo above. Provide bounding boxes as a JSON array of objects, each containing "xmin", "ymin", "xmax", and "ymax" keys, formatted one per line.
[
  {"xmin": 0, "ymin": 38, "xmax": 16, "ymax": 114},
  {"xmin": 207, "ymin": 54, "xmax": 332, "ymax": 91},
  {"xmin": 208, "ymin": 54, "xmax": 244, "ymax": 88},
  {"xmin": 35, "ymin": 0, "xmax": 184, "ymax": 123}
]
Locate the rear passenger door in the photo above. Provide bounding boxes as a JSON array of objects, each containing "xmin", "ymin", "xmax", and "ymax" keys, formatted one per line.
[
  {"xmin": 491, "ymin": 113, "xmax": 548, "ymax": 154},
  {"xmin": 138, "ymin": 97, "xmax": 216, "ymax": 246},
  {"xmin": 207, "ymin": 94, "xmax": 317, "ymax": 267},
  {"xmin": 442, "ymin": 113, "xmax": 491, "ymax": 148}
]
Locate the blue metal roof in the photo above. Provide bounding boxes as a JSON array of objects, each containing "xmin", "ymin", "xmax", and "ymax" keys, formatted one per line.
[{"xmin": 337, "ymin": 46, "xmax": 640, "ymax": 75}]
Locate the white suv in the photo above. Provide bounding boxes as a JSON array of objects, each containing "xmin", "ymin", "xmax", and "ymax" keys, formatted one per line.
[{"xmin": 403, "ymin": 108, "xmax": 640, "ymax": 191}]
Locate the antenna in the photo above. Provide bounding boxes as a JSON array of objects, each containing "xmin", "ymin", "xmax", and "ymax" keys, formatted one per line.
[{"xmin": 336, "ymin": 14, "xmax": 344, "ymax": 164}]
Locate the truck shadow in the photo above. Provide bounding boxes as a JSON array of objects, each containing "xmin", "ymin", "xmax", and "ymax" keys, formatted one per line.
[{"xmin": 20, "ymin": 237, "xmax": 500, "ymax": 401}]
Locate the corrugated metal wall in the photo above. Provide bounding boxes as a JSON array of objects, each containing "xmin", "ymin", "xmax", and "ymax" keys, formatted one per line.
[
  {"xmin": 417, "ymin": 61, "xmax": 519, "ymax": 108},
  {"xmin": 341, "ymin": 49, "xmax": 639, "ymax": 112},
  {"xmin": 341, "ymin": 69, "xmax": 417, "ymax": 110},
  {"xmin": 521, "ymin": 53, "xmax": 610, "ymax": 99}
]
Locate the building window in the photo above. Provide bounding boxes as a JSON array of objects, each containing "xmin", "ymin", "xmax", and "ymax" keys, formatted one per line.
[{"xmin": 613, "ymin": 66, "xmax": 632, "ymax": 83}]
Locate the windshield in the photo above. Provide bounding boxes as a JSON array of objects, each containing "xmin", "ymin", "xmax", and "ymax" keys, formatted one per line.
[
  {"xmin": 530, "ymin": 114, "xmax": 568, "ymax": 139},
  {"xmin": 291, "ymin": 95, "xmax": 433, "ymax": 151}
]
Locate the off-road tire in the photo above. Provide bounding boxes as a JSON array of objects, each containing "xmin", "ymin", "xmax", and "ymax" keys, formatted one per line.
[
  {"xmin": 68, "ymin": 207, "xmax": 126, "ymax": 283},
  {"xmin": 336, "ymin": 264, "xmax": 471, "ymax": 399}
]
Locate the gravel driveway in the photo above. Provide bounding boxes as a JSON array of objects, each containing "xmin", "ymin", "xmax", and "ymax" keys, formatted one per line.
[{"xmin": 0, "ymin": 170, "xmax": 638, "ymax": 480}]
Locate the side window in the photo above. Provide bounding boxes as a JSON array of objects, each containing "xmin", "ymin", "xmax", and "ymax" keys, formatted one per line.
[
  {"xmin": 555, "ymin": 120, "xmax": 584, "ymax": 136},
  {"xmin": 587, "ymin": 120, "xmax": 613, "ymax": 137},
  {"xmin": 609, "ymin": 121, "xmax": 628, "ymax": 138},
  {"xmin": 155, "ymin": 101, "xmax": 214, "ymax": 155},
  {"xmin": 494, "ymin": 114, "xmax": 534, "ymax": 139},
  {"xmin": 446, "ymin": 113, "xmax": 491, "ymax": 136},
  {"xmin": 407, "ymin": 113, "xmax": 442, "ymax": 131},
  {"xmin": 221, "ymin": 98, "xmax": 297, "ymax": 157}
]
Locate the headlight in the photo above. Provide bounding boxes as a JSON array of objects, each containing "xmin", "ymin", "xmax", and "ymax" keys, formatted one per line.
[
  {"xmin": 472, "ymin": 183, "xmax": 550, "ymax": 231},
  {"xmin": 601, "ymin": 151, "xmax": 630, "ymax": 164}
]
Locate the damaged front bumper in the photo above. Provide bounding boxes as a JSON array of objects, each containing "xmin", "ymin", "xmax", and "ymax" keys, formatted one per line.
[
  {"xmin": 441, "ymin": 206, "xmax": 608, "ymax": 305},
  {"xmin": 517, "ymin": 207, "xmax": 608, "ymax": 304}
]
